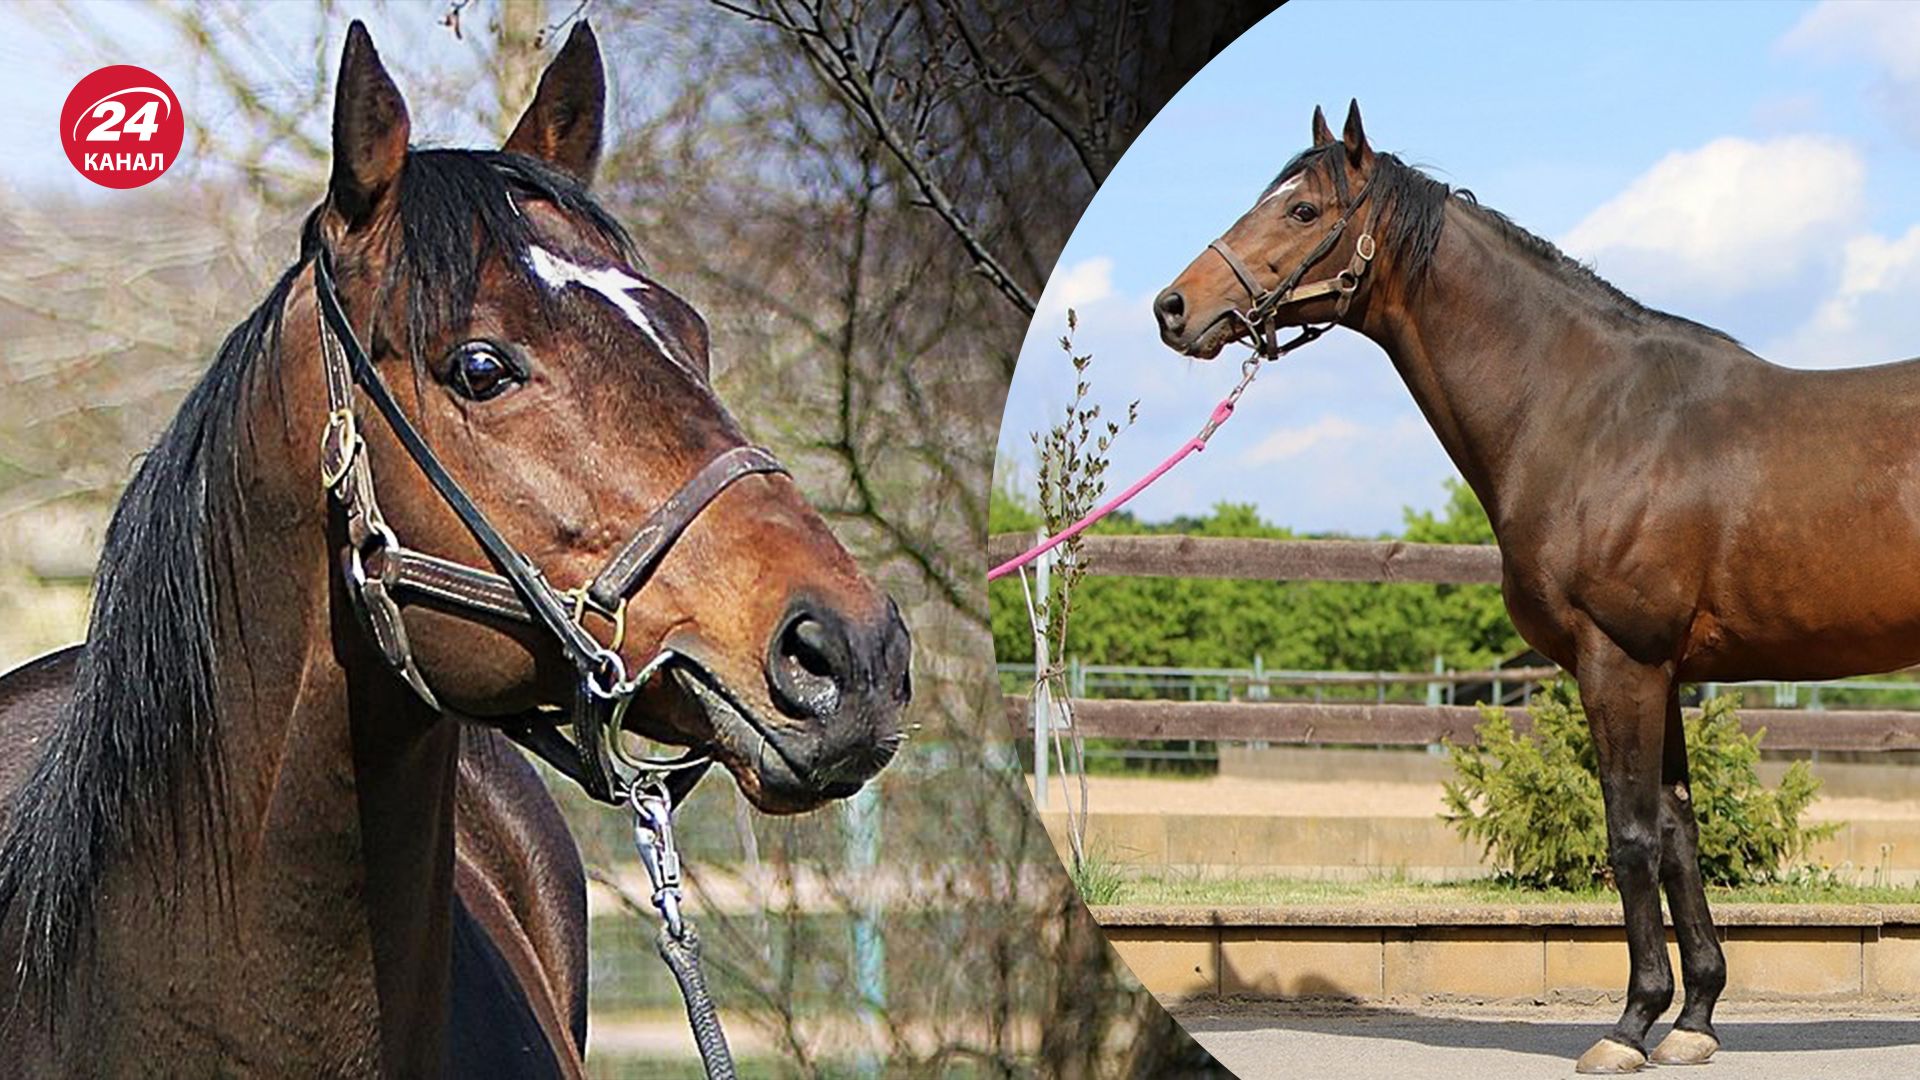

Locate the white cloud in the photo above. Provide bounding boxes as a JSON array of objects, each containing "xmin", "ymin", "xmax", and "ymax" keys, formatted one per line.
[
  {"xmin": 1781, "ymin": 3, "xmax": 1920, "ymax": 144},
  {"xmin": 1768, "ymin": 224, "xmax": 1920, "ymax": 368},
  {"xmin": 1560, "ymin": 135, "xmax": 1863, "ymax": 295},
  {"xmin": 1241, "ymin": 415, "xmax": 1362, "ymax": 465},
  {"xmin": 1034, "ymin": 256, "xmax": 1114, "ymax": 324},
  {"xmin": 1783, "ymin": 2, "xmax": 1920, "ymax": 80}
]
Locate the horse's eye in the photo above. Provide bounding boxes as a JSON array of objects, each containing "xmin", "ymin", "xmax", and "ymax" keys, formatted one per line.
[
  {"xmin": 448, "ymin": 342, "xmax": 523, "ymax": 402},
  {"xmin": 1290, "ymin": 202, "xmax": 1320, "ymax": 224}
]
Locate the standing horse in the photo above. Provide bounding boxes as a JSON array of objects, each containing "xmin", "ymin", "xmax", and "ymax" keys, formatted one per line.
[
  {"xmin": 0, "ymin": 21, "xmax": 910, "ymax": 1077},
  {"xmin": 1152, "ymin": 101, "xmax": 1908, "ymax": 1073}
]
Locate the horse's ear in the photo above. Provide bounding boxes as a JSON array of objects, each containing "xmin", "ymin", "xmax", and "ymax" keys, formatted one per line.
[
  {"xmin": 1342, "ymin": 98, "xmax": 1374, "ymax": 171},
  {"xmin": 1311, "ymin": 105, "xmax": 1335, "ymax": 148},
  {"xmin": 330, "ymin": 21, "xmax": 410, "ymax": 229},
  {"xmin": 503, "ymin": 21, "xmax": 605, "ymax": 185}
]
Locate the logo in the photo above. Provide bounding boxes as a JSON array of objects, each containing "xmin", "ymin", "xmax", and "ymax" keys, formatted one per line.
[{"xmin": 59, "ymin": 65, "xmax": 184, "ymax": 189}]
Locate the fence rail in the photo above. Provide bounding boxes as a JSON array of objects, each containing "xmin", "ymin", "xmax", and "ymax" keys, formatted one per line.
[
  {"xmin": 991, "ymin": 533, "xmax": 1920, "ymax": 767},
  {"xmin": 986, "ymin": 533, "xmax": 1503, "ymax": 583},
  {"xmin": 1003, "ymin": 696, "xmax": 1920, "ymax": 753}
]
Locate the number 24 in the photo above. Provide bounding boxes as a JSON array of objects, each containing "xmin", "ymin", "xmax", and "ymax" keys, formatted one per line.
[{"xmin": 85, "ymin": 99, "xmax": 160, "ymax": 142}]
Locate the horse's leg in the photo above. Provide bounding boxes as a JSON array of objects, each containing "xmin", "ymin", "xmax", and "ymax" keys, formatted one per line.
[
  {"xmin": 1648, "ymin": 688, "xmax": 1725, "ymax": 1065},
  {"xmin": 1574, "ymin": 641, "xmax": 1674, "ymax": 1075}
]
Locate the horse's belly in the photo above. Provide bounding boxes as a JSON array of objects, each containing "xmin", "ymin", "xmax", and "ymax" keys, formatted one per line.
[{"xmin": 1686, "ymin": 550, "xmax": 1920, "ymax": 681}]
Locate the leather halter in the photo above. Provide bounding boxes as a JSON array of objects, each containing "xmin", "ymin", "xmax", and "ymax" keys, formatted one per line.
[
  {"xmin": 312, "ymin": 248, "xmax": 786, "ymax": 804},
  {"xmin": 1206, "ymin": 172, "xmax": 1379, "ymax": 360}
]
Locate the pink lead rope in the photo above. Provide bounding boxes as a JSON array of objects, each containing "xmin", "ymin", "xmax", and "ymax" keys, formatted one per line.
[{"xmin": 986, "ymin": 357, "xmax": 1262, "ymax": 582}]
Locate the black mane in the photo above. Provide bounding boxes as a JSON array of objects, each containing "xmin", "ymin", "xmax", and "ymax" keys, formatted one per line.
[
  {"xmin": 1270, "ymin": 144, "xmax": 1734, "ymax": 343},
  {"xmin": 0, "ymin": 149, "xmax": 632, "ymax": 995}
]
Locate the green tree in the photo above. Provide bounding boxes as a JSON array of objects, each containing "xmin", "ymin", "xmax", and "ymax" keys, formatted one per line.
[{"xmin": 989, "ymin": 481, "xmax": 1523, "ymax": 676}]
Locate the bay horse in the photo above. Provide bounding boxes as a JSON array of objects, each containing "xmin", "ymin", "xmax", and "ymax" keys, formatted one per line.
[
  {"xmin": 0, "ymin": 21, "xmax": 909, "ymax": 1077},
  {"xmin": 1152, "ymin": 101, "xmax": 1901, "ymax": 1073}
]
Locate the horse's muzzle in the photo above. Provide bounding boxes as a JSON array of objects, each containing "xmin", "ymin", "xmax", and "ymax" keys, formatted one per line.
[{"xmin": 760, "ymin": 596, "xmax": 910, "ymax": 791}]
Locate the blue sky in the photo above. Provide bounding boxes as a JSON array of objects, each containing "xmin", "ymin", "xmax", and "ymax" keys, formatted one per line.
[{"xmin": 998, "ymin": 0, "xmax": 1920, "ymax": 536}]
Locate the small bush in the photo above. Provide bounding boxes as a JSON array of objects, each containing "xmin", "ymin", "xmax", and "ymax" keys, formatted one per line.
[{"xmin": 1441, "ymin": 681, "xmax": 1838, "ymax": 890}]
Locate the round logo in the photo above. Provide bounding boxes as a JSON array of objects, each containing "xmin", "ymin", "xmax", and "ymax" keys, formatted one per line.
[{"xmin": 59, "ymin": 66, "xmax": 183, "ymax": 189}]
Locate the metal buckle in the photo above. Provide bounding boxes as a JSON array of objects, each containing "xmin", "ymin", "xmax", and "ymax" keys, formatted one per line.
[
  {"xmin": 319, "ymin": 408, "xmax": 361, "ymax": 491},
  {"xmin": 1355, "ymin": 233, "xmax": 1377, "ymax": 262},
  {"xmin": 565, "ymin": 587, "xmax": 628, "ymax": 654}
]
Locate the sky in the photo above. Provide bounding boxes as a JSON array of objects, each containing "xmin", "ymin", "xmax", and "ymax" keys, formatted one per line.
[
  {"xmin": 0, "ymin": 2, "xmax": 540, "ymax": 198},
  {"xmin": 997, "ymin": 0, "xmax": 1920, "ymax": 537},
  {"xmin": 8, "ymin": 3, "xmax": 1920, "ymax": 540}
]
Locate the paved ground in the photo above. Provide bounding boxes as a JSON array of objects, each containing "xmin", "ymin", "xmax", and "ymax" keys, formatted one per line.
[{"xmin": 1174, "ymin": 1001, "xmax": 1920, "ymax": 1080}]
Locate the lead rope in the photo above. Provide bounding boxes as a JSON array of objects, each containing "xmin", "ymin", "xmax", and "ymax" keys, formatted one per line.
[
  {"xmin": 987, "ymin": 349, "xmax": 1274, "ymax": 583},
  {"xmin": 630, "ymin": 780, "xmax": 736, "ymax": 1080},
  {"xmin": 986, "ymin": 219, "xmax": 1376, "ymax": 583}
]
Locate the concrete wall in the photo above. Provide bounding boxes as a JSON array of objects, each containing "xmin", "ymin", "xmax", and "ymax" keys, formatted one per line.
[
  {"xmin": 1098, "ymin": 904, "xmax": 1920, "ymax": 1004},
  {"xmin": 1042, "ymin": 811, "xmax": 1920, "ymax": 885},
  {"xmin": 1220, "ymin": 744, "xmax": 1920, "ymax": 800}
]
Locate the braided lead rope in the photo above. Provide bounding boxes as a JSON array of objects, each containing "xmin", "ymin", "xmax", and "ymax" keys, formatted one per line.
[
  {"xmin": 630, "ymin": 782, "xmax": 736, "ymax": 1079},
  {"xmin": 656, "ymin": 924, "xmax": 736, "ymax": 1080}
]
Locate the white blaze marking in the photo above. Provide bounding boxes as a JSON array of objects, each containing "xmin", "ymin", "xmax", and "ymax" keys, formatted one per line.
[
  {"xmin": 526, "ymin": 245, "xmax": 692, "ymax": 373},
  {"xmin": 1257, "ymin": 174, "xmax": 1305, "ymax": 209}
]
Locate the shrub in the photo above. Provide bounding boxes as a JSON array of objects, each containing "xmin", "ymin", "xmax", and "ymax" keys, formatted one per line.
[{"xmin": 1441, "ymin": 681, "xmax": 1837, "ymax": 890}]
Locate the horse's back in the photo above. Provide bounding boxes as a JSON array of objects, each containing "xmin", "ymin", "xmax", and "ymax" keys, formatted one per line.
[
  {"xmin": 454, "ymin": 728, "xmax": 591, "ymax": 1073},
  {"xmin": 0, "ymin": 647, "xmax": 80, "ymax": 827}
]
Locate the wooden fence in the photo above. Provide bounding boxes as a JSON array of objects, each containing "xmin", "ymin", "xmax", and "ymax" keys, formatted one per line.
[
  {"xmin": 985, "ymin": 533, "xmax": 1502, "ymax": 583},
  {"xmin": 1000, "ymin": 697, "xmax": 1920, "ymax": 753},
  {"xmin": 990, "ymin": 534, "xmax": 1920, "ymax": 753}
]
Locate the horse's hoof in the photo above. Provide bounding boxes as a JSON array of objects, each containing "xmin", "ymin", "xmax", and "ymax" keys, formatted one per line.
[
  {"xmin": 1650, "ymin": 1028, "xmax": 1720, "ymax": 1065},
  {"xmin": 1575, "ymin": 1038, "xmax": 1648, "ymax": 1074}
]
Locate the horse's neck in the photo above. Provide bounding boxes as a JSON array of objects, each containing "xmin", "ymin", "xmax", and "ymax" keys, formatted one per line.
[
  {"xmin": 220, "ymin": 519, "xmax": 462, "ymax": 1073},
  {"xmin": 1359, "ymin": 206, "xmax": 1646, "ymax": 534},
  {"xmin": 90, "ymin": 414, "xmax": 458, "ymax": 1074}
]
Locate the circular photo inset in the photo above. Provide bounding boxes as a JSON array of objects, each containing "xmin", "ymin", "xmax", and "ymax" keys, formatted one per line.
[{"xmin": 990, "ymin": 3, "xmax": 1920, "ymax": 1076}]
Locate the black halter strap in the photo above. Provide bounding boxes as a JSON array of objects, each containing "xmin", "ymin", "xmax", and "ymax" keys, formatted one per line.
[
  {"xmin": 312, "ymin": 248, "xmax": 783, "ymax": 802},
  {"xmin": 1207, "ymin": 173, "xmax": 1379, "ymax": 359}
]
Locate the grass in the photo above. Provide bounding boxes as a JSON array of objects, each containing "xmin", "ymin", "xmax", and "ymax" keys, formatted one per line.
[
  {"xmin": 1069, "ymin": 848, "xmax": 1128, "ymax": 905},
  {"xmin": 1101, "ymin": 874, "xmax": 1920, "ymax": 908}
]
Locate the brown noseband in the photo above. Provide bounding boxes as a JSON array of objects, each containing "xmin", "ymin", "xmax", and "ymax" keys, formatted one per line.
[{"xmin": 312, "ymin": 249, "xmax": 784, "ymax": 804}]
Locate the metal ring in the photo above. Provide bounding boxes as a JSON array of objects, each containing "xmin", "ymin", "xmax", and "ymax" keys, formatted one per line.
[
  {"xmin": 359, "ymin": 517, "xmax": 398, "ymax": 561},
  {"xmin": 345, "ymin": 546, "xmax": 370, "ymax": 590},
  {"xmin": 586, "ymin": 648, "xmax": 630, "ymax": 700}
]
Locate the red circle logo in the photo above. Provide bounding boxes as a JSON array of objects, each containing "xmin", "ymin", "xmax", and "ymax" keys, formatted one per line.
[{"xmin": 59, "ymin": 66, "xmax": 184, "ymax": 189}]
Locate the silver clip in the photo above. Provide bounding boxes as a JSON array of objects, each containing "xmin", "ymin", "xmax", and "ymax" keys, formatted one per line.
[{"xmin": 630, "ymin": 780, "xmax": 686, "ymax": 939}]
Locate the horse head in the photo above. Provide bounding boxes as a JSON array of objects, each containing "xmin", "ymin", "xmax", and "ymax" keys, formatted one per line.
[
  {"xmin": 310, "ymin": 22, "xmax": 910, "ymax": 813},
  {"xmin": 1155, "ymin": 100, "xmax": 1385, "ymax": 359}
]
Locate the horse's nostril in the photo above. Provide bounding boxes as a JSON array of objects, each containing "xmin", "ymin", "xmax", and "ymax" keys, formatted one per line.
[
  {"xmin": 789, "ymin": 617, "xmax": 836, "ymax": 678},
  {"xmin": 769, "ymin": 609, "xmax": 846, "ymax": 719},
  {"xmin": 1155, "ymin": 288, "xmax": 1186, "ymax": 331}
]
